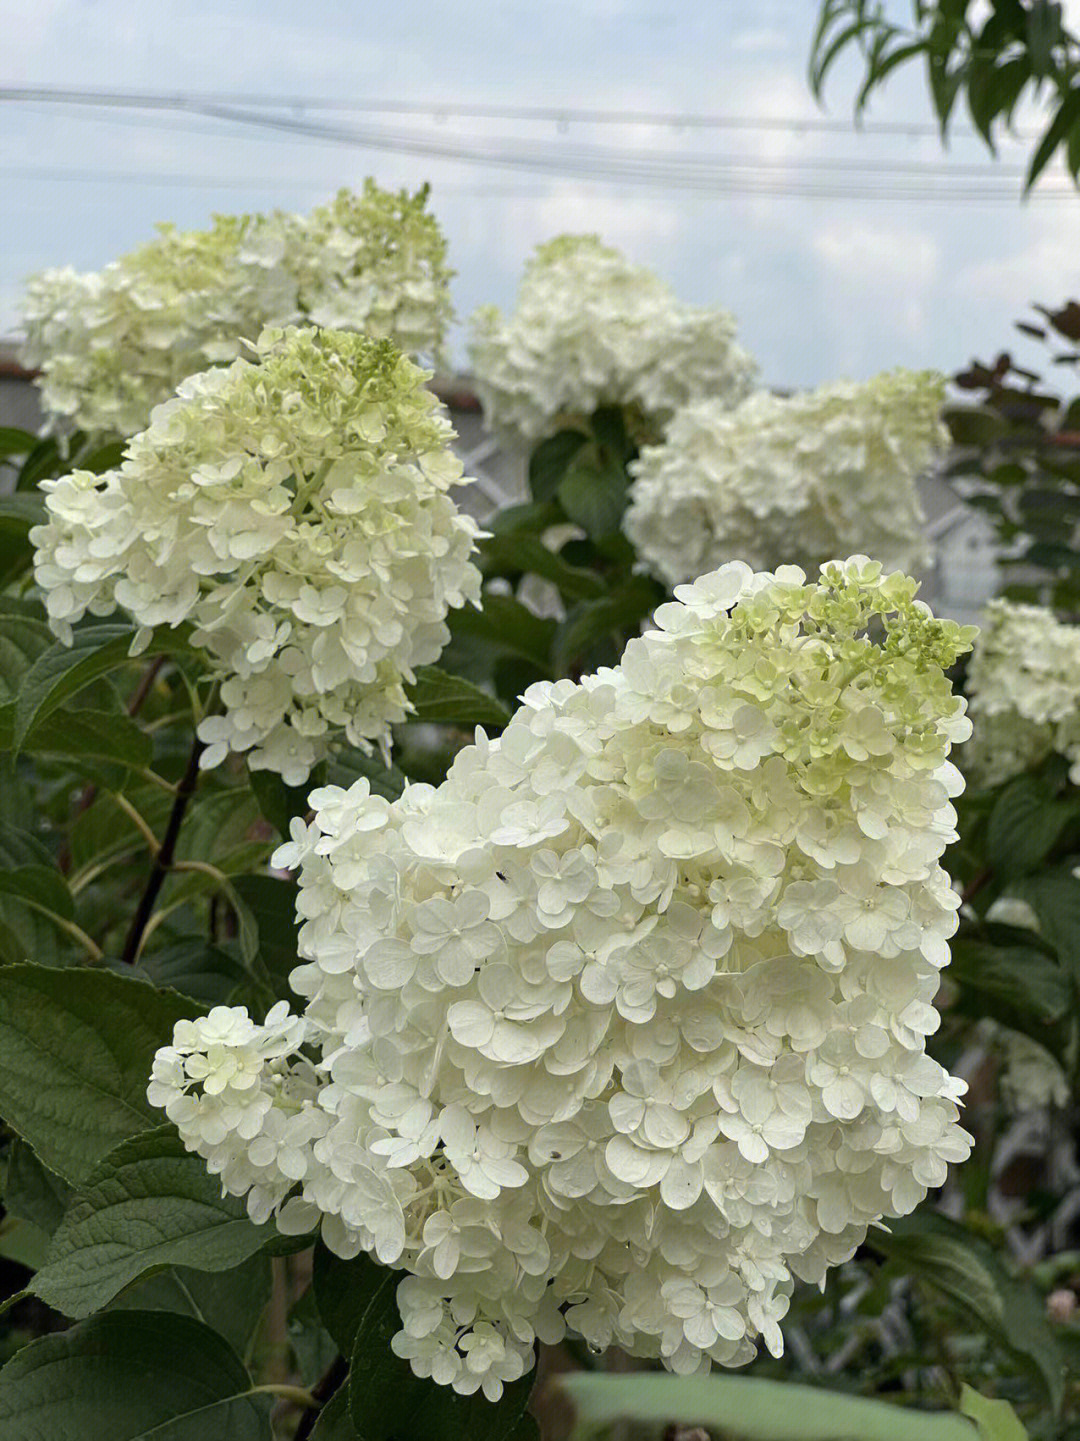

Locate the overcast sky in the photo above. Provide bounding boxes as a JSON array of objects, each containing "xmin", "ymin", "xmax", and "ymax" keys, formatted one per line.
[{"xmin": 2, "ymin": 0, "xmax": 1078, "ymax": 389}]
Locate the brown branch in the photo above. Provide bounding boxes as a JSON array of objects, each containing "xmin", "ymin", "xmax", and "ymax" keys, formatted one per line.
[
  {"xmin": 120, "ymin": 734, "xmax": 203, "ymax": 964},
  {"xmin": 961, "ymin": 867, "xmax": 993, "ymax": 906}
]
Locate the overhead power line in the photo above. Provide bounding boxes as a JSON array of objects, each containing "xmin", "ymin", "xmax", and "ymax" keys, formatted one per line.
[{"xmin": 0, "ymin": 83, "xmax": 1020, "ymax": 138}]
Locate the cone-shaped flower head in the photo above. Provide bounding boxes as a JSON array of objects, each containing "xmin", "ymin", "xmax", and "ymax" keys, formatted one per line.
[
  {"xmin": 149, "ymin": 556, "xmax": 975, "ymax": 1396},
  {"xmin": 32, "ymin": 326, "xmax": 482, "ymax": 782}
]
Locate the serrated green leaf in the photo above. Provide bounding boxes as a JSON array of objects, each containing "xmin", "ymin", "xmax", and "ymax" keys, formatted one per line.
[
  {"xmin": 325, "ymin": 746, "xmax": 407, "ymax": 802},
  {"xmin": 0, "ymin": 964, "xmax": 198, "ymax": 1183},
  {"xmin": 450, "ymin": 594, "xmax": 555, "ymax": 672},
  {"xmin": 553, "ymin": 577, "xmax": 659, "ymax": 673},
  {"xmin": 14, "ymin": 623, "xmax": 193, "ymax": 751},
  {"xmin": 0, "ymin": 614, "xmax": 54, "ymax": 703},
  {"xmin": 0, "ymin": 1309, "xmax": 271, "ymax": 1440},
  {"xmin": 0, "ymin": 703, "xmax": 152, "ymax": 779},
  {"xmin": 136, "ymin": 941, "xmax": 249, "ymax": 1008},
  {"xmin": 32, "ymin": 1125, "xmax": 270, "ymax": 1318},
  {"xmin": 405, "ymin": 666, "xmax": 510, "ymax": 729},
  {"xmin": 249, "ymin": 765, "xmax": 320, "ymax": 838},
  {"xmin": 558, "ymin": 1372, "xmax": 976, "ymax": 1441}
]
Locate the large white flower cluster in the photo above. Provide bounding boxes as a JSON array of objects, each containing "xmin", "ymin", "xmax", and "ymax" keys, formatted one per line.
[
  {"xmin": 31, "ymin": 326, "xmax": 482, "ymax": 783},
  {"xmin": 467, "ymin": 235, "xmax": 756, "ymax": 446},
  {"xmin": 149, "ymin": 556, "xmax": 975, "ymax": 1398},
  {"xmin": 624, "ymin": 370, "xmax": 945, "ymax": 587},
  {"xmin": 21, "ymin": 181, "xmax": 452, "ymax": 436},
  {"xmin": 963, "ymin": 600, "xmax": 1080, "ymax": 787}
]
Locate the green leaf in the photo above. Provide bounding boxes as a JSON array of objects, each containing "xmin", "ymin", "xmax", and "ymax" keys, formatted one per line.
[
  {"xmin": 0, "ymin": 1215, "xmax": 51, "ymax": 1272},
  {"xmin": 31, "ymin": 1125, "xmax": 271, "ymax": 1317},
  {"xmin": 311, "ymin": 1386, "xmax": 358, "ymax": 1440},
  {"xmin": 450, "ymin": 595, "xmax": 555, "ymax": 673},
  {"xmin": 479, "ymin": 532, "xmax": 605, "ymax": 602},
  {"xmin": 249, "ymin": 765, "xmax": 320, "ymax": 838},
  {"xmin": 0, "ymin": 427, "xmax": 37, "ymax": 461},
  {"xmin": 0, "ymin": 704, "xmax": 152, "ymax": 781},
  {"xmin": 0, "ymin": 864, "xmax": 74, "ymax": 920},
  {"xmin": 3, "ymin": 1140, "xmax": 73, "ymax": 1236},
  {"xmin": 114, "ymin": 1253, "xmax": 273, "ymax": 1365},
  {"xmin": 405, "ymin": 666, "xmax": 510, "ymax": 729},
  {"xmin": 136, "ymin": 942, "xmax": 249, "ymax": 1008},
  {"xmin": 959, "ymin": 1385, "xmax": 1029, "ymax": 1441},
  {"xmin": 942, "ymin": 404, "xmax": 1010, "ymax": 448},
  {"xmin": 870, "ymin": 1211, "xmax": 1065, "ymax": 1411},
  {"xmin": 1013, "ymin": 866, "xmax": 1080, "ymax": 985},
  {"xmin": 0, "ymin": 964, "xmax": 198, "ymax": 1183},
  {"xmin": 985, "ymin": 772, "xmax": 1080, "ymax": 874},
  {"xmin": 948, "ymin": 937, "xmax": 1069, "ymax": 1056},
  {"xmin": 557, "ymin": 1373, "xmax": 976, "ymax": 1441},
  {"xmin": 557, "ymin": 445, "xmax": 629, "ymax": 540},
  {"xmin": 0, "ymin": 614, "xmax": 54, "ymax": 703},
  {"xmin": 0, "ymin": 1309, "xmax": 271, "ymax": 1440},
  {"xmin": 1026, "ymin": 85, "xmax": 1080, "ymax": 190},
  {"xmin": 313, "ymin": 1245, "xmax": 538, "ymax": 1441},
  {"xmin": 528, "ymin": 429, "xmax": 588, "ymax": 503},
  {"xmin": 13, "ymin": 622, "xmax": 192, "ymax": 751},
  {"xmin": 326, "ymin": 746, "xmax": 407, "ymax": 802},
  {"xmin": 553, "ymin": 577, "xmax": 659, "ymax": 673},
  {"xmin": 230, "ymin": 875, "xmax": 299, "ymax": 1001}
]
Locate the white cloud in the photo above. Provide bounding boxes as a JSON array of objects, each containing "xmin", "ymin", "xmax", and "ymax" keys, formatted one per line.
[{"xmin": 813, "ymin": 219, "xmax": 939, "ymax": 339}]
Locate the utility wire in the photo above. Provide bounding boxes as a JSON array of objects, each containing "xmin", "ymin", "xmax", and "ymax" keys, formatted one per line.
[
  {"xmin": 0, "ymin": 83, "xmax": 1024, "ymax": 137},
  {"xmin": 3, "ymin": 163, "xmax": 1075, "ymax": 203}
]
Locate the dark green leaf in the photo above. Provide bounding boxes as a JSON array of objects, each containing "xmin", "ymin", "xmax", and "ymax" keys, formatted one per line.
[
  {"xmin": 311, "ymin": 1246, "xmax": 538, "ymax": 1441},
  {"xmin": 0, "ymin": 1309, "xmax": 271, "ymax": 1440},
  {"xmin": 0, "ymin": 964, "xmax": 198, "ymax": 1183},
  {"xmin": 136, "ymin": 941, "xmax": 249, "ymax": 1008},
  {"xmin": 553, "ymin": 577, "xmax": 659, "ymax": 673},
  {"xmin": 405, "ymin": 666, "xmax": 510, "ymax": 729},
  {"xmin": 0, "ymin": 614, "xmax": 53, "ymax": 702},
  {"xmin": 557, "ymin": 445, "xmax": 629, "ymax": 540},
  {"xmin": 31, "ymin": 1125, "xmax": 272, "ymax": 1317},
  {"xmin": 450, "ymin": 595, "xmax": 555, "ymax": 672},
  {"xmin": 948, "ymin": 938, "xmax": 1070, "ymax": 1056},
  {"xmin": 0, "ymin": 427, "xmax": 37, "ymax": 461},
  {"xmin": 114, "ymin": 1253, "xmax": 273, "ymax": 1365},
  {"xmin": 249, "ymin": 765, "xmax": 320, "ymax": 838},
  {"xmin": 1013, "ymin": 866, "xmax": 1080, "ymax": 984},
  {"xmin": 326, "ymin": 746, "xmax": 407, "ymax": 802},
  {"xmin": 1026, "ymin": 85, "xmax": 1080, "ymax": 190},
  {"xmin": 3, "ymin": 1141, "xmax": 73, "ymax": 1236},
  {"xmin": 14, "ymin": 623, "xmax": 192, "ymax": 751},
  {"xmin": 479, "ymin": 532, "xmax": 605, "ymax": 602},
  {"xmin": 528, "ymin": 429, "xmax": 588, "ymax": 503},
  {"xmin": 985, "ymin": 772, "xmax": 1080, "ymax": 873},
  {"xmin": 311, "ymin": 1386, "xmax": 358, "ymax": 1440},
  {"xmin": 0, "ymin": 703, "xmax": 153, "ymax": 780},
  {"xmin": 231, "ymin": 875, "xmax": 299, "ymax": 1001}
]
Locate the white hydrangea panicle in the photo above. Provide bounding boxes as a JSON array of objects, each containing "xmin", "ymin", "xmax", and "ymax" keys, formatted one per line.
[
  {"xmin": 963, "ymin": 599, "xmax": 1080, "ymax": 786},
  {"xmin": 624, "ymin": 369, "xmax": 945, "ymax": 587},
  {"xmin": 32, "ymin": 326, "xmax": 482, "ymax": 782},
  {"xmin": 21, "ymin": 180, "xmax": 451, "ymax": 437},
  {"xmin": 149, "ymin": 557, "xmax": 976, "ymax": 1397},
  {"xmin": 467, "ymin": 234, "xmax": 756, "ymax": 446}
]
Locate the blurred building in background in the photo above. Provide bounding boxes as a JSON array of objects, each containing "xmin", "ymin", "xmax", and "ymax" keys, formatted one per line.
[{"xmin": 0, "ymin": 339, "xmax": 998, "ymax": 626}]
